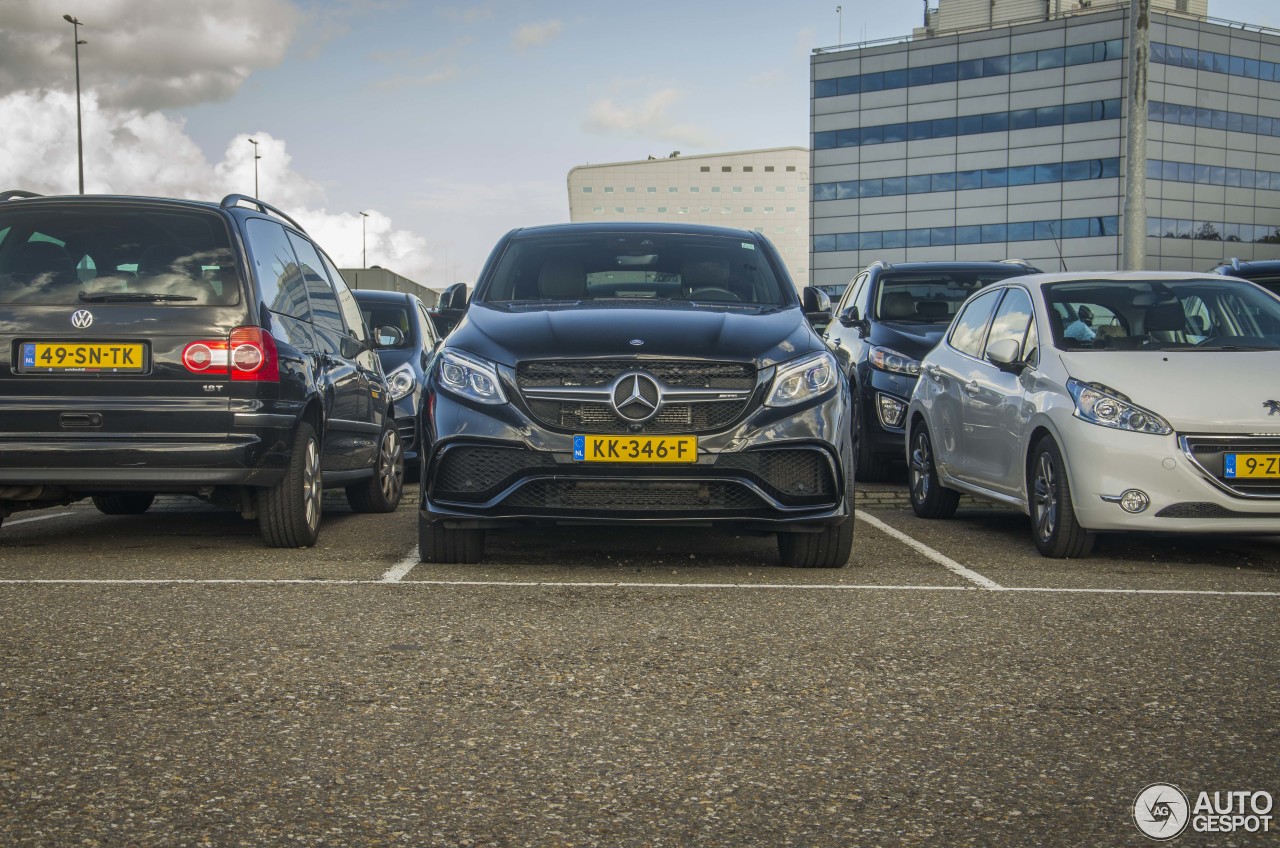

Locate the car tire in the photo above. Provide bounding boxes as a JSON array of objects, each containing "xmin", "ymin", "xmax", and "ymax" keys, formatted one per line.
[
  {"xmin": 777, "ymin": 440, "xmax": 854, "ymax": 568},
  {"xmin": 1029, "ymin": 435, "xmax": 1095, "ymax": 558},
  {"xmin": 346, "ymin": 420, "xmax": 404, "ymax": 513},
  {"xmin": 91, "ymin": 493, "xmax": 156, "ymax": 515},
  {"xmin": 418, "ymin": 513, "xmax": 484, "ymax": 564},
  {"xmin": 908, "ymin": 424, "xmax": 960, "ymax": 519},
  {"xmin": 259, "ymin": 421, "xmax": 323, "ymax": 548}
]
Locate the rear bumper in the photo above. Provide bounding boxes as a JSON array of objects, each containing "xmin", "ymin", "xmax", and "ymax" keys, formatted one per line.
[{"xmin": 0, "ymin": 434, "xmax": 289, "ymax": 492}]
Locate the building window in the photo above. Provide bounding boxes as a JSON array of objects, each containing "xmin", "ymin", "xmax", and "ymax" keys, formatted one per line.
[
  {"xmin": 679, "ymin": 207, "xmax": 689, "ymax": 214},
  {"xmin": 764, "ymin": 207, "xmax": 774, "ymax": 214},
  {"xmin": 690, "ymin": 186, "xmax": 700, "ymax": 192},
  {"xmin": 581, "ymin": 187, "xmax": 592, "ymax": 193},
  {"xmin": 625, "ymin": 187, "xmax": 636, "ymax": 193},
  {"xmin": 711, "ymin": 186, "xmax": 721, "ymax": 193},
  {"xmin": 786, "ymin": 206, "xmax": 796, "ymax": 213},
  {"xmin": 743, "ymin": 166, "xmax": 754, "ymax": 172},
  {"xmin": 722, "ymin": 166, "xmax": 732, "ymax": 172},
  {"xmin": 615, "ymin": 207, "xmax": 624, "ymax": 213},
  {"xmin": 743, "ymin": 207, "xmax": 753, "ymax": 213},
  {"xmin": 765, "ymin": 166, "xmax": 775, "ymax": 172},
  {"xmin": 786, "ymin": 166, "xmax": 796, "ymax": 172},
  {"xmin": 733, "ymin": 186, "xmax": 743, "ymax": 193},
  {"xmin": 658, "ymin": 207, "xmax": 668, "ymax": 213},
  {"xmin": 593, "ymin": 207, "xmax": 603, "ymax": 214},
  {"xmin": 668, "ymin": 186, "xmax": 678, "ymax": 192},
  {"xmin": 636, "ymin": 207, "xmax": 646, "ymax": 213},
  {"xmin": 700, "ymin": 166, "xmax": 711, "ymax": 172},
  {"xmin": 604, "ymin": 187, "xmax": 614, "ymax": 193},
  {"xmin": 647, "ymin": 187, "xmax": 657, "ymax": 193},
  {"xmin": 754, "ymin": 186, "xmax": 764, "ymax": 192},
  {"xmin": 700, "ymin": 206, "xmax": 710, "ymax": 213},
  {"xmin": 778, "ymin": 186, "xmax": 787, "ymax": 192},
  {"xmin": 721, "ymin": 206, "xmax": 731, "ymax": 214}
]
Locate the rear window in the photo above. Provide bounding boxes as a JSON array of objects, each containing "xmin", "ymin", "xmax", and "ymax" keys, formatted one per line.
[
  {"xmin": 876, "ymin": 269, "xmax": 1025, "ymax": 324},
  {"xmin": 360, "ymin": 301, "xmax": 413, "ymax": 348},
  {"xmin": 481, "ymin": 232, "xmax": 790, "ymax": 308},
  {"xmin": 0, "ymin": 206, "xmax": 240, "ymax": 306}
]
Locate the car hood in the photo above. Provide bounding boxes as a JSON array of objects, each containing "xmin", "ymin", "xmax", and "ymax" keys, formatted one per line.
[
  {"xmin": 870, "ymin": 322, "xmax": 950, "ymax": 360},
  {"xmin": 374, "ymin": 347, "xmax": 416, "ymax": 373},
  {"xmin": 1057, "ymin": 350, "xmax": 1280, "ymax": 432},
  {"xmin": 448, "ymin": 303, "xmax": 821, "ymax": 369}
]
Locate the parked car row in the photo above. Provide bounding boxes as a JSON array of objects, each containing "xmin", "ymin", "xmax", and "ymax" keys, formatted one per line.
[
  {"xmin": 0, "ymin": 190, "xmax": 434, "ymax": 547},
  {"xmin": 811, "ymin": 259, "xmax": 1280, "ymax": 557}
]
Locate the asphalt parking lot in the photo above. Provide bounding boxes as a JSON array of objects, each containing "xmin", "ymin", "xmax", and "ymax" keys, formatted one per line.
[{"xmin": 1, "ymin": 491, "xmax": 1277, "ymax": 846}]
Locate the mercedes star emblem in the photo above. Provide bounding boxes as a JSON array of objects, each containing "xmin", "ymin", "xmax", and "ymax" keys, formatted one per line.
[{"xmin": 611, "ymin": 372, "xmax": 661, "ymax": 423}]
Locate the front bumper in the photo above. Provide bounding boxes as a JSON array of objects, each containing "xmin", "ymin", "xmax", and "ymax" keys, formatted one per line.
[
  {"xmin": 859, "ymin": 369, "xmax": 917, "ymax": 457},
  {"xmin": 1060, "ymin": 422, "xmax": 1280, "ymax": 533},
  {"xmin": 421, "ymin": 388, "xmax": 851, "ymax": 530}
]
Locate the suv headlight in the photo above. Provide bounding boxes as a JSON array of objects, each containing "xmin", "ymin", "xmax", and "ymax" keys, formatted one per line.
[
  {"xmin": 385, "ymin": 362, "xmax": 416, "ymax": 402},
  {"xmin": 869, "ymin": 345, "xmax": 921, "ymax": 376},
  {"xmin": 1067, "ymin": 379, "xmax": 1171, "ymax": 435},
  {"xmin": 765, "ymin": 351, "xmax": 839, "ymax": 408},
  {"xmin": 437, "ymin": 349, "xmax": 507, "ymax": 405}
]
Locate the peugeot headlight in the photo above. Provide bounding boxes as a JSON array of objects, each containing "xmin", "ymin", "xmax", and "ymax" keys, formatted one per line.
[
  {"xmin": 1067, "ymin": 379, "xmax": 1171, "ymax": 435},
  {"xmin": 437, "ymin": 349, "xmax": 507, "ymax": 405},
  {"xmin": 385, "ymin": 362, "xmax": 416, "ymax": 402},
  {"xmin": 766, "ymin": 351, "xmax": 839, "ymax": 408},
  {"xmin": 869, "ymin": 345, "xmax": 921, "ymax": 376}
]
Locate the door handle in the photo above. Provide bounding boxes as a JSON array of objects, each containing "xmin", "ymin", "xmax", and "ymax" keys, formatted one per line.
[
  {"xmin": 964, "ymin": 381, "xmax": 980, "ymax": 396},
  {"xmin": 924, "ymin": 364, "xmax": 942, "ymax": 381}
]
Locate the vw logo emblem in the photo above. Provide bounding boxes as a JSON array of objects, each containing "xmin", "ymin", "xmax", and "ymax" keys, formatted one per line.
[
  {"xmin": 611, "ymin": 372, "xmax": 662, "ymax": 423},
  {"xmin": 70, "ymin": 309, "xmax": 94, "ymax": 329}
]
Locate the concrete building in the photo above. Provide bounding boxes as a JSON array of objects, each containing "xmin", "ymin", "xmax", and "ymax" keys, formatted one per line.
[
  {"xmin": 338, "ymin": 266, "xmax": 440, "ymax": 307},
  {"xmin": 567, "ymin": 148, "xmax": 811, "ymax": 289},
  {"xmin": 810, "ymin": 1, "xmax": 1280, "ymax": 288}
]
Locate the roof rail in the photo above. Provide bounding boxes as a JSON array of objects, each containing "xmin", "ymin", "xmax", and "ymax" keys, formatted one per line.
[
  {"xmin": 0, "ymin": 190, "xmax": 44, "ymax": 202},
  {"xmin": 219, "ymin": 194, "xmax": 308, "ymax": 234}
]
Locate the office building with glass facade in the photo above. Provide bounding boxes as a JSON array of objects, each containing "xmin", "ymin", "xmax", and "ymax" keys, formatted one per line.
[
  {"xmin": 568, "ymin": 148, "xmax": 811, "ymax": 289},
  {"xmin": 810, "ymin": 3, "xmax": 1280, "ymax": 287}
]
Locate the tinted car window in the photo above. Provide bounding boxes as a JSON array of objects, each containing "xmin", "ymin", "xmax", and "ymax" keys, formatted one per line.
[
  {"xmin": 0, "ymin": 207, "xmax": 239, "ymax": 305},
  {"xmin": 948, "ymin": 288, "xmax": 1002, "ymax": 357},
  {"xmin": 246, "ymin": 219, "xmax": 311, "ymax": 321},
  {"xmin": 322, "ymin": 253, "xmax": 368, "ymax": 343},
  {"xmin": 985, "ymin": 288, "xmax": 1034, "ymax": 354},
  {"xmin": 875, "ymin": 270, "xmax": 1019, "ymax": 324},
  {"xmin": 482, "ymin": 232, "xmax": 788, "ymax": 307},
  {"xmin": 288, "ymin": 232, "xmax": 344, "ymax": 353},
  {"xmin": 362, "ymin": 302, "xmax": 413, "ymax": 348}
]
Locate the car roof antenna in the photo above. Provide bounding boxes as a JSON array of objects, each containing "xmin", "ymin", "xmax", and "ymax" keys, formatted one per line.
[{"xmin": 1047, "ymin": 221, "xmax": 1068, "ymax": 273}]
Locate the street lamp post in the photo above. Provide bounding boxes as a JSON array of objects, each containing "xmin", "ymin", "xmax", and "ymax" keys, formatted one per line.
[
  {"xmin": 360, "ymin": 212, "xmax": 370, "ymax": 267},
  {"xmin": 63, "ymin": 14, "xmax": 86, "ymax": 194},
  {"xmin": 248, "ymin": 138, "xmax": 261, "ymax": 197}
]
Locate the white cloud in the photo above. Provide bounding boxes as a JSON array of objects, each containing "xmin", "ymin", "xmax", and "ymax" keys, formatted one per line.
[
  {"xmin": 583, "ymin": 89, "xmax": 718, "ymax": 148},
  {"xmin": 0, "ymin": 0, "xmax": 300, "ymax": 111},
  {"xmin": 513, "ymin": 20, "xmax": 563, "ymax": 52},
  {"xmin": 373, "ymin": 66, "xmax": 460, "ymax": 91},
  {"xmin": 0, "ymin": 91, "xmax": 432, "ymax": 283}
]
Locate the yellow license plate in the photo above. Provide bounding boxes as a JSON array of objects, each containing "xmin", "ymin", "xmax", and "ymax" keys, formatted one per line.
[
  {"xmin": 573, "ymin": 434, "xmax": 697, "ymax": 463},
  {"xmin": 21, "ymin": 342, "xmax": 146, "ymax": 372},
  {"xmin": 1225, "ymin": 453, "xmax": 1280, "ymax": 479}
]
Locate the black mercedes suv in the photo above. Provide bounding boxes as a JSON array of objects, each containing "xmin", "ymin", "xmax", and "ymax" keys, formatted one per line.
[
  {"xmin": 418, "ymin": 222, "xmax": 854, "ymax": 568},
  {"xmin": 0, "ymin": 190, "xmax": 403, "ymax": 546}
]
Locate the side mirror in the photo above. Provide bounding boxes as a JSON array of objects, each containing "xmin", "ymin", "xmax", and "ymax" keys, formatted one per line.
[
  {"xmin": 440, "ymin": 283, "xmax": 470, "ymax": 311},
  {"xmin": 802, "ymin": 286, "xmax": 832, "ymax": 315},
  {"xmin": 839, "ymin": 305, "xmax": 871, "ymax": 336},
  {"xmin": 985, "ymin": 337, "xmax": 1024, "ymax": 372},
  {"xmin": 374, "ymin": 325, "xmax": 405, "ymax": 348}
]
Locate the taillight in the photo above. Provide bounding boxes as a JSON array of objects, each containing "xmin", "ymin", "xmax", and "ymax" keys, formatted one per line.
[
  {"xmin": 181, "ymin": 327, "xmax": 279, "ymax": 382},
  {"xmin": 229, "ymin": 326, "xmax": 279, "ymax": 382}
]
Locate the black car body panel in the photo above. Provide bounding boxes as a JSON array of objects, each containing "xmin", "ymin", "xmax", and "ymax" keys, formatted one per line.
[
  {"xmin": 0, "ymin": 191, "xmax": 399, "ymax": 542},
  {"xmin": 819, "ymin": 260, "xmax": 1039, "ymax": 478},
  {"xmin": 1207, "ymin": 258, "xmax": 1280, "ymax": 295},
  {"xmin": 419, "ymin": 223, "xmax": 854, "ymax": 566}
]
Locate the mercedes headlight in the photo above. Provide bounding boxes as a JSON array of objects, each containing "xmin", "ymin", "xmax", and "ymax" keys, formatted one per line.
[
  {"xmin": 869, "ymin": 345, "xmax": 921, "ymax": 376},
  {"xmin": 1067, "ymin": 379, "xmax": 1171, "ymax": 435},
  {"xmin": 385, "ymin": 362, "xmax": 416, "ymax": 401},
  {"xmin": 766, "ymin": 351, "xmax": 839, "ymax": 408},
  {"xmin": 437, "ymin": 349, "xmax": 507, "ymax": 405}
]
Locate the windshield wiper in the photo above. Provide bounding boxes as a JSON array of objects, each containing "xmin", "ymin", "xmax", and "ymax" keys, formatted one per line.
[
  {"xmin": 1192, "ymin": 344, "xmax": 1277, "ymax": 351},
  {"xmin": 78, "ymin": 292, "xmax": 198, "ymax": 303}
]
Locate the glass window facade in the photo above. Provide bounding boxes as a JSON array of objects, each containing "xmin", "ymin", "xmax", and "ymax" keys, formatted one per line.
[
  {"xmin": 813, "ymin": 215, "xmax": 1120, "ymax": 253},
  {"xmin": 1149, "ymin": 101, "xmax": 1280, "ymax": 138},
  {"xmin": 1151, "ymin": 41, "xmax": 1280, "ymax": 83},
  {"xmin": 813, "ymin": 157, "xmax": 1119, "ymax": 201}
]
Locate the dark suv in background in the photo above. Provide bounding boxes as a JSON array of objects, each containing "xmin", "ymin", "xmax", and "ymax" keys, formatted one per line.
[
  {"xmin": 1207, "ymin": 258, "xmax": 1280, "ymax": 295},
  {"xmin": 0, "ymin": 190, "xmax": 403, "ymax": 546},
  {"xmin": 419, "ymin": 222, "xmax": 854, "ymax": 568},
  {"xmin": 819, "ymin": 260, "xmax": 1038, "ymax": 481}
]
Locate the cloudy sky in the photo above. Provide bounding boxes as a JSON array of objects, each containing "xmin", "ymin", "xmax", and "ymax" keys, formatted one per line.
[{"xmin": 1, "ymin": 0, "xmax": 1275, "ymax": 288}]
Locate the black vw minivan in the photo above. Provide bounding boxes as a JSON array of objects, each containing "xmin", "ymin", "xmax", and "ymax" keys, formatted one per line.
[
  {"xmin": 0, "ymin": 190, "xmax": 403, "ymax": 546},
  {"xmin": 419, "ymin": 222, "xmax": 855, "ymax": 568}
]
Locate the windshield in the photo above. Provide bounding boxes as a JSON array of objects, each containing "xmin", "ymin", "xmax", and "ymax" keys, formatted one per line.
[
  {"xmin": 0, "ymin": 206, "xmax": 240, "ymax": 306},
  {"xmin": 1044, "ymin": 278, "xmax": 1280, "ymax": 351},
  {"xmin": 481, "ymin": 232, "xmax": 790, "ymax": 307},
  {"xmin": 875, "ymin": 269, "xmax": 1025, "ymax": 323}
]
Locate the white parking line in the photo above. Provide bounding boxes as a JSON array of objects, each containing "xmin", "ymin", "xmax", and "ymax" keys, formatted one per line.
[
  {"xmin": 380, "ymin": 550, "xmax": 420, "ymax": 583},
  {"xmin": 4, "ymin": 512, "xmax": 75, "ymax": 527},
  {"xmin": 857, "ymin": 512, "xmax": 1004, "ymax": 590}
]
